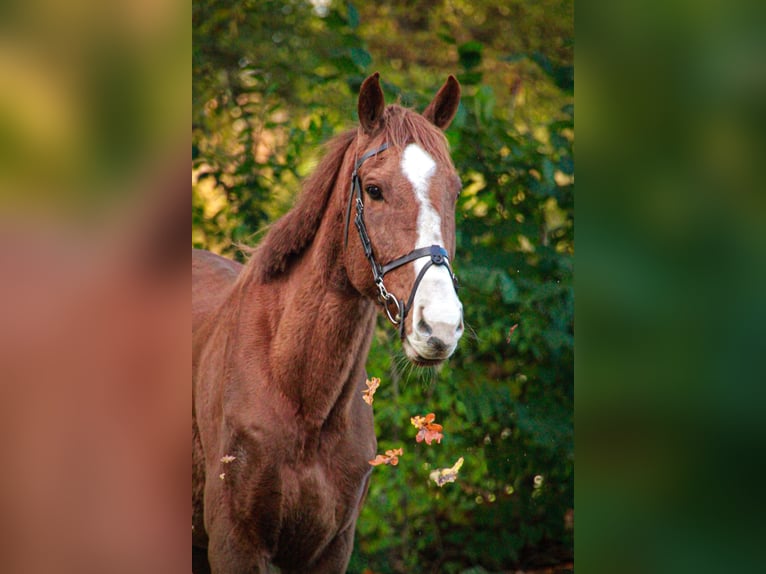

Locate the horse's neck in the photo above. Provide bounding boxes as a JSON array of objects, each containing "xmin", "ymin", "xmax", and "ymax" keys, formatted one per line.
[{"xmin": 242, "ymin": 229, "xmax": 376, "ymax": 427}]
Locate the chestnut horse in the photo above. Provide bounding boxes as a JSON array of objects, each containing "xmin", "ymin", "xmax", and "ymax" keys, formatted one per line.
[{"xmin": 192, "ymin": 73, "xmax": 463, "ymax": 573}]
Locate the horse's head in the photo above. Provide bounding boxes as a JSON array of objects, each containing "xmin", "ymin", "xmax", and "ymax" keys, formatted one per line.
[{"xmin": 343, "ymin": 73, "xmax": 464, "ymax": 366}]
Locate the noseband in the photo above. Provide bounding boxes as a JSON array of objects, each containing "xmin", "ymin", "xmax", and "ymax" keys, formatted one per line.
[{"xmin": 344, "ymin": 142, "xmax": 459, "ymax": 338}]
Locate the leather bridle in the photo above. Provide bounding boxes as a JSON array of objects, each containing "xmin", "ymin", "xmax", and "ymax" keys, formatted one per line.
[{"xmin": 343, "ymin": 142, "xmax": 459, "ymax": 338}]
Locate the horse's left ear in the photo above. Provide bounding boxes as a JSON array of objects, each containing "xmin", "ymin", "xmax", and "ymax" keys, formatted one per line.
[{"xmin": 423, "ymin": 75, "xmax": 461, "ymax": 130}]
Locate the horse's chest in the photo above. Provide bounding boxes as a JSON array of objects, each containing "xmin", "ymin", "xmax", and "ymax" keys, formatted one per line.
[
  {"xmin": 270, "ymin": 452, "xmax": 370, "ymax": 565},
  {"xmin": 218, "ymin": 409, "xmax": 376, "ymax": 565}
]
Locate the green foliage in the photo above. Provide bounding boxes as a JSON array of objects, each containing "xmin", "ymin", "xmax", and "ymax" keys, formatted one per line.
[
  {"xmin": 193, "ymin": 1, "xmax": 572, "ymax": 571},
  {"xmin": 192, "ymin": 0, "xmax": 370, "ymax": 257},
  {"xmin": 355, "ymin": 77, "xmax": 573, "ymax": 573}
]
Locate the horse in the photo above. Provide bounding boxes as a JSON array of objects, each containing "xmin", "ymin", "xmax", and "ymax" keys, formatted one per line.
[{"xmin": 192, "ymin": 72, "xmax": 464, "ymax": 573}]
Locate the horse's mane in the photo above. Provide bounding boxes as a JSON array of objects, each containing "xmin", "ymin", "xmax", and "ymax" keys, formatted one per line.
[
  {"xmin": 244, "ymin": 104, "xmax": 453, "ymax": 284},
  {"xmin": 243, "ymin": 129, "xmax": 355, "ymax": 283}
]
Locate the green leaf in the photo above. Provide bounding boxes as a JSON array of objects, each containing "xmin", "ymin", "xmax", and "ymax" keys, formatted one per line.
[
  {"xmin": 542, "ymin": 157, "xmax": 556, "ymax": 185},
  {"xmin": 458, "ymin": 41, "xmax": 483, "ymax": 71},
  {"xmin": 474, "ymin": 85, "xmax": 496, "ymax": 124},
  {"xmin": 438, "ymin": 31, "xmax": 457, "ymax": 45},
  {"xmin": 498, "ymin": 273, "xmax": 519, "ymax": 304},
  {"xmin": 347, "ymin": 3, "xmax": 360, "ymax": 29},
  {"xmin": 349, "ymin": 47, "xmax": 372, "ymax": 70},
  {"xmin": 458, "ymin": 71, "xmax": 483, "ymax": 86},
  {"xmin": 558, "ymin": 155, "xmax": 574, "ymax": 175}
]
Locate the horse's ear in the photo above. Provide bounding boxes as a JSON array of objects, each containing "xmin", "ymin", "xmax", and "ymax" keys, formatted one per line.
[
  {"xmin": 423, "ymin": 75, "xmax": 461, "ymax": 130},
  {"xmin": 358, "ymin": 72, "xmax": 385, "ymax": 134}
]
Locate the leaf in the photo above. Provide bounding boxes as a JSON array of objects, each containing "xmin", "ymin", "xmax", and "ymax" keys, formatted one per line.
[
  {"xmin": 506, "ymin": 323, "xmax": 519, "ymax": 343},
  {"xmin": 458, "ymin": 71, "xmax": 483, "ymax": 86},
  {"xmin": 362, "ymin": 377, "xmax": 380, "ymax": 406},
  {"xmin": 410, "ymin": 413, "xmax": 444, "ymax": 445},
  {"xmin": 350, "ymin": 47, "xmax": 372, "ymax": 70},
  {"xmin": 369, "ymin": 448, "xmax": 403, "ymax": 466},
  {"xmin": 429, "ymin": 457, "xmax": 464, "ymax": 487},
  {"xmin": 347, "ymin": 3, "xmax": 360, "ymax": 29},
  {"xmin": 474, "ymin": 85, "xmax": 495, "ymax": 124},
  {"xmin": 437, "ymin": 31, "xmax": 456, "ymax": 45},
  {"xmin": 498, "ymin": 272, "xmax": 519, "ymax": 304},
  {"xmin": 458, "ymin": 41, "xmax": 483, "ymax": 70}
]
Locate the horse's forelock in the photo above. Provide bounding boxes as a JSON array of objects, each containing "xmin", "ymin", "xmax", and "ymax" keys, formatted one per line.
[{"xmin": 381, "ymin": 105, "xmax": 454, "ymax": 169}]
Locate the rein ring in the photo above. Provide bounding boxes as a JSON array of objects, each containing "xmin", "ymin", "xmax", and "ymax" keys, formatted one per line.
[{"xmin": 380, "ymin": 292, "xmax": 402, "ymax": 326}]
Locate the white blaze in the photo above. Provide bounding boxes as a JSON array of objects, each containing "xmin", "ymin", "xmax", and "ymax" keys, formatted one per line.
[
  {"xmin": 402, "ymin": 145, "xmax": 439, "ymax": 246},
  {"xmin": 401, "ymin": 144, "xmax": 462, "ymax": 351}
]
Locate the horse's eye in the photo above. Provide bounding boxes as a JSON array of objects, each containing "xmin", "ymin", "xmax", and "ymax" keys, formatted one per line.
[{"xmin": 365, "ymin": 185, "xmax": 383, "ymax": 201}]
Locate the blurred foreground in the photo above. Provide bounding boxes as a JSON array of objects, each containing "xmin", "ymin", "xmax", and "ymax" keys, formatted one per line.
[{"xmin": 0, "ymin": 0, "xmax": 189, "ymax": 571}]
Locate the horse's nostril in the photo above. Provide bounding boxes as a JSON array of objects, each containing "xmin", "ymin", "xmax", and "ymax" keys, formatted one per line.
[
  {"xmin": 427, "ymin": 336, "xmax": 447, "ymax": 353},
  {"xmin": 417, "ymin": 318, "xmax": 432, "ymax": 336}
]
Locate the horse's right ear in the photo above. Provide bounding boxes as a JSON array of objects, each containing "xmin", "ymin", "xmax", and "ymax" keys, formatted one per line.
[{"xmin": 358, "ymin": 72, "xmax": 385, "ymax": 134}]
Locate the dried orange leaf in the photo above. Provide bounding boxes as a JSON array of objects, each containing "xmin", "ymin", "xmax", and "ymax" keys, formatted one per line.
[
  {"xmin": 411, "ymin": 412, "xmax": 444, "ymax": 445},
  {"xmin": 429, "ymin": 456, "xmax": 464, "ymax": 487},
  {"xmin": 411, "ymin": 413, "xmax": 437, "ymax": 428},
  {"xmin": 369, "ymin": 447, "xmax": 403, "ymax": 466},
  {"xmin": 362, "ymin": 377, "xmax": 381, "ymax": 406},
  {"xmin": 417, "ymin": 427, "xmax": 443, "ymax": 445}
]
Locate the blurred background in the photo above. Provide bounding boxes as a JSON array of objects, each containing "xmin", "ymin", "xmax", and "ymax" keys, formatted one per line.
[
  {"xmin": 193, "ymin": 1, "xmax": 573, "ymax": 573},
  {"xmin": 0, "ymin": 0, "xmax": 189, "ymax": 572},
  {"xmin": 4, "ymin": 0, "xmax": 761, "ymax": 571},
  {"xmin": 577, "ymin": 1, "xmax": 766, "ymax": 572}
]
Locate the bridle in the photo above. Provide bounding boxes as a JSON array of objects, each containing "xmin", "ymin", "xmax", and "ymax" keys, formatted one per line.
[{"xmin": 344, "ymin": 142, "xmax": 459, "ymax": 338}]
